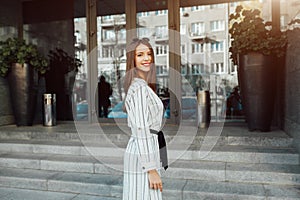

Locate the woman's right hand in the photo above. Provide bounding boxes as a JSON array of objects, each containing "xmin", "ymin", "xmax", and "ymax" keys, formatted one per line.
[{"xmin": 148, "ymin": 169, "xmax": 163, "ymax": 192}]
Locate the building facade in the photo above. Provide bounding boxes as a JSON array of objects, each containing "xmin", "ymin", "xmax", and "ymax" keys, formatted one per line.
[{"xmin": 0, "ymin": 0, "xmax": 300, "ymax": 126}]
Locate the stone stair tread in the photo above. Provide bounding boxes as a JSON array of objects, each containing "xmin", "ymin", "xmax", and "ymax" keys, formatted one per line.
[
  {"xmin": 0, "ymin": 167, "xmax": 123, "ymax": 186},
  {"xmin": 0, "ymin": 140, "xmax": 298, "ymax": 166},
  {"xmin": 0, "ymin": 124, "xmax": 293, "ymax": 141},
  {"xmin": 0, "ymin": 139, "xmax": 297, "ymax": 153},
  {"xmin": 0, "ymin": 129, "xmax": 292, "ymax": 137},
  {"xmin": 209, "ymin": 145, "xmax": 298, "ymax": 153},
  {"xmin": 0, "ymin": 123, "xmax": 291, "ymax": 135},
  {"xmin": 0, "ymin": 186, "xmax": 119, "ymax": 200},
  {"xmin": 182, "ymin": 179, "xmax": 300, "ymax": 199},
  {"xmin": 227, "ymin": 162, "xmax": 300, "ymax": 174},
  {"xmin": 0, "ymin": 126, "xmax": 294, "ymax": 149},
  {"xmin": 0, "ymin": 139, "xmax": 85, "ymax": 146},
  {"xmin": 0, "ymin": 186, "xmax": 120, "ymax": 200},
  {"xmin": 1, "ymin": 152, "xmax": 300, "ymax": 176},
  {"xmin": 0, "ymin": 167, "xmax": 300, "ymax": 199},
  {"xmin": 0, "ymin": 152, "xmax": 104, "ymax": 164}
]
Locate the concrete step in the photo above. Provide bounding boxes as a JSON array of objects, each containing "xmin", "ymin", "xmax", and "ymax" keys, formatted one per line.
[
  {"xmin": 0, "ymin": 140, "xmax": 298, "ymax": 165},
  {"xmin": 1, "ymin": 152, "xmax": 300, "ymax": 185},
  {"xmin": 0, "ymin": 186, "xmax": 118, "ymax": 200},
  {"xmin": 0, "ymin": 124, "xmax": 294, "ymax": 148},
  {"xmin": 0, "ymin": 167, "xmax": 122, "ymax": 198},
  {"xmin": 1, "ymin": 167, "xmax": 300, "ymax": 200}
]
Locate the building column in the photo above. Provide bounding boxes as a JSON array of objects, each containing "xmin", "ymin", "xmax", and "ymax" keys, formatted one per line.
[
  {"xmin": 125, "ymin": 0, "xmax": 137, "ymax": 44},
  {"xmin": 18, "ymin": 0, "xmax": 23, "ymax": 38},
  {"xmin": 271, "ymin": 0, "xmax": 280, "ymax": 31},
  {"xmin": 271, "ymin": 0, "xmax": 284, "ymax": 128},
  {"xmin": 168, "ymin": 0, "xmax": 181, "ymax": 124},
  {"xmin": 86, "ymin": 0, "xmax": 98, "ymax": 123}
]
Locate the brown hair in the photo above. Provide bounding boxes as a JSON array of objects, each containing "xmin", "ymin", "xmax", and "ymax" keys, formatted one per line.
[{"xmin": 123, "ymin": 38, "xmax": 156, "ymax": 95}]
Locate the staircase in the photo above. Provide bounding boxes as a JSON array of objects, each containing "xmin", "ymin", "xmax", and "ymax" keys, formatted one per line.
[{"xmin": 0, "ymin": 123, "xmax": 300, "ymax": 200}]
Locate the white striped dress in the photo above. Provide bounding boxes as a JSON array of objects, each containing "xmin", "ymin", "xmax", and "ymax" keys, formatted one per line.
[{"xmin": 123, "ymin": 78, "xmax": 164, "ymax": 200}]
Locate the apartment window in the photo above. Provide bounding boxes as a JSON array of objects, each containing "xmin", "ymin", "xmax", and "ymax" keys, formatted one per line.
[
  {"xmin": 191, "ymin": 22, "xmax": 205, "ymax": 36},
  {"xmin": 180, "ymin": 7, "xmax": 186, "ymax": 13},
  {"xmin": 75, "ymin": 30, "xmax": 81, "ymax": 45},
  {"xmin": 181, "ymin": 45, "xmax": 186, "ymax": 54},
  {"xmin": 191, "ymin": 64, "xmax": 204, "ymax": 75},
  {"xmin": 210, "ymin": 20, "xmax": 225, "ymax": 31},
  {"xmin": 191, "ymin": 6, "xmax": 205, "ymax": 11},
  {"xmin": 211, "ymin": 63, "xmax": 224, "ymax": 73},
  {"xmin": 156, "ymin": 45, "xmax": 167, "ymax": 55},
  {"xmin": 192, "ymin": 43, "xmax": 204, "ymax": 54},
  {"xmin": 181, "ymin": 65, "xmax": 187, "ymax": 75},
  {"xmin": 102, "ymin": 29, "xmax": 115, "ymax": 41},
  {"xmin": 118, "ymin": 29, "xmax": 126, "ymax": 40},
  {"xmin": 117, "ymin": 47, "xmax": 126, "ymax": 58},
  {"xmin": 102, "ymin": 15, "xmax": 113, "ymax": 20},
  {"xmin": 102, "ymin": 46, "xmax": 114, "ymax": 58},
  {"xmin": 155, "ymin": 25, "xmax": 168, "ymax": 39},
  {"xmin": 210, "ymin": 4, "xmax": 224, "ymax": 9},
  {"xmin": 137, "ymin": 12, "xmax": 150, "ymax": 17},
  {"xmin": 155, "ymin": 10, "xmax": 167, "ymax": 16},
  {"xmin": 157, "ymin": 65, "xmax": 168, "ymax": 75},
  {"xmin": 211, "ymin": 41, "xmax": 224, "ymax": 52},
  {"xmin": 138, "ymin": 28, "xmax": 149, "ymax": 38}
]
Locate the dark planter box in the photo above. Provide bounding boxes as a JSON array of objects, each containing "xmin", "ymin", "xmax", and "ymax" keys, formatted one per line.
[
  {"xmin": 238, "ymin": 53, "xmax": 277, "ymax": 131},
  {"xmin": 7, "ymin": 63, "xmax": 38, "ymax": 126}
]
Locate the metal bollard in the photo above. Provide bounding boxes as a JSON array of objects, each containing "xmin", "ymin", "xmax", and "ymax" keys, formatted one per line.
[
  {"xmin": 197, "ymin": 90, "xmax": 211, "ymax": 128},
  {"xmin": 43, "ymin": 94, "xmax": 56, "ymax": 126}
]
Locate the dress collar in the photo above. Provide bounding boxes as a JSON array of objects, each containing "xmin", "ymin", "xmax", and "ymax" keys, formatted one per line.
[{"xmin": 133, "ymin": 77, "xmax": 147, "ymax": 84}]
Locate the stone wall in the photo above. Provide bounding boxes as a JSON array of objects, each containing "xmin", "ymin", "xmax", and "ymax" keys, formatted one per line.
[
  {"xmin": 0, "ymin": 78, "xmax": 14, "ymax": 125},
  {"xmin": 0, "ymin": 0, "xmax": 21, "ymax": 125},
  {"xmin": 284, "ymin": 28, "xmax": 300, "ymax": 152}
]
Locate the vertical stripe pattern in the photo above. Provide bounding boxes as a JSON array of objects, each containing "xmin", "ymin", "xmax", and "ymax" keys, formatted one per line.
[{"xmin": 123, "ymin": 78, "xmax": 164, "ymax": 200}]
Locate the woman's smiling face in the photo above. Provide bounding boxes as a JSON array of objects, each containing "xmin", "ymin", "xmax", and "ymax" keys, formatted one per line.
[{"xmin": 135, "ymin": 43, "xmax": 153, "ymax": 76}]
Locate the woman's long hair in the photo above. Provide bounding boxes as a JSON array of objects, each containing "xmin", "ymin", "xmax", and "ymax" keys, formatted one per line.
[{"xmin": 123, "ymin": 38, "xmax": 156, "ymax": 95}]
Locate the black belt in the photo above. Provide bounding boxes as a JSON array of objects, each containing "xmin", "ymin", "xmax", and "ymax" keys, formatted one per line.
[{"xmin": 150, "ymin": 129, "xmax": 168, "ymax": 170}]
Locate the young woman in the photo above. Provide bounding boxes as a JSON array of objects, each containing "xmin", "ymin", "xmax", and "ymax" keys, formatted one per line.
[{"xmin": 122, "ymin": 38, "xmax": 164, "ymax": 200}]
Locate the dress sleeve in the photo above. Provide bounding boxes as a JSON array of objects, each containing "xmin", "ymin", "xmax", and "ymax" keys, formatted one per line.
[{"xmin": 132, "ymin": 85, "xmax": 158, "ymax": 172}]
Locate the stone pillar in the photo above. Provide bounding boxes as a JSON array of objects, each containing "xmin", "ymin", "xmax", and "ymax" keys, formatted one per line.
[
  {"xmin": 284, "ymin": 29, "xmax": 300, "ymax": 152},
  {"xmin": 86, "ymin": 0, "xmax": 98, "ymax": 123}
]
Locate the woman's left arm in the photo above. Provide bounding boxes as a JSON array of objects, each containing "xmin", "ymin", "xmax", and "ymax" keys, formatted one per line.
[{"xmin": 132, "ymin": 85, "xmax": 158, "ymax": 172}]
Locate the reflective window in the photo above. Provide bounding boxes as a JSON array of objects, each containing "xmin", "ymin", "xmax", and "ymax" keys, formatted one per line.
[
  {"xmin": 156, "ymin": 45, "xmax": 168, "ymax": 55},
  {"xmin": 192, "ymin": 43, "xmax": 204, "ymax": 54},
  {"xmin": 191, "ymin": 22, "xmax": 205, "ymax": 36},
  {"xmin": 155, "ymin": 25, "xmax": 168, "ymax": 39},
  {"xmin": 191, "ymin": 6, "xmax": 206, "ymax": 11},
  {"xmin": 211, "ymin": 41, "xmax": 224, "ymax": 52},
  {"xmin": 210, "ymin": 20, "xmax": 225, "ymax": 31},
  {"xmin": 155, "ymin": 10, "xmax": 167, "ymax": 15}
]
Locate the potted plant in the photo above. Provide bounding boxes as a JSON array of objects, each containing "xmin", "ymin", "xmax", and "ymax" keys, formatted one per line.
[
  {"xmin": 229, "ymin": 5, "xmax": 287, "ymax": 131},
  {"xmin": 45, "ymin": 48, "xmax": 82, "ymax": 120},
  {"xmin": 0, "ymin": 37, "xmax": 49, "ymax": 126}
]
